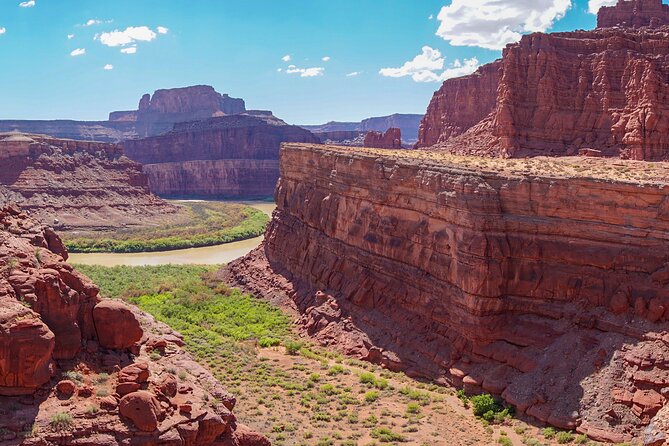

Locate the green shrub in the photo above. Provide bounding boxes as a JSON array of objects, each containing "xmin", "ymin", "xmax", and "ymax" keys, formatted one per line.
[
  {"xmin": 284, "ymin": 340, "xmax": 303, "ymax": 355},
  {"xmin": 471, "ymin": 394, "xmax": 498, "ymax": 417},
  {"xmin": 365, "ymin": 391, "xmax": 380, "ymax": 403},
  {"xmin": 406, "ymin": 402, "xmax": 420, "ymax": 414},
  {"xmin": 50, "ymin": 412, "xmax": 73, "ymax": 430},
  {"xmin": 542, "ymin": 427, "xmax": 556, "ymax": 439},
  {"xmin": 370, "ymin": 427, "xmax": 406, "ymax": 443},
  {"xmin": 498, "ymin": 437, "xmax": 513, "ymax": 446},
  {"xmin": 556, "ymin": 431, "xmax": 574, "ymax": 444}
]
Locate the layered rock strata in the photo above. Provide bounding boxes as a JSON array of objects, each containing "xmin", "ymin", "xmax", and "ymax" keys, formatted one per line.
[
  {"xmin": 0, "ymin": 205, "xmax": 267, "ymax": 445},
  {"xmin": 417, "ymin": 0, "xmax": 669, "ymax": 160},
  {"xmin": 598, "ymin": 0, "xmax": 669, "ymax": 28},
  {"xmin": 363, "ymin": 128, "xmax": 402, "ymax": 149},
  {"xmin": 124, "ymin": 115, "xmax": 319, "ymax": 198},
  {"xmin": 225, "ymin": 143, "xmax": 669, "ymax": 442},
  {"xmin": 302, "ymin": 114, "xmax": 423, "ymax": 146},
  {"xmin": 0, "ymin": 133, "xmax": 175, "ymax": 230}
]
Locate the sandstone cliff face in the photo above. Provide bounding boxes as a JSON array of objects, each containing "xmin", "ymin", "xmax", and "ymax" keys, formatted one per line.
[
  {"xmin": 363, "ymin": 128, "xmax": 402, "ymax": 149},
  {"xmin": 598, "ymin": 0, "xmax": 669, "ymax": 28},
  {"xmin": 0, "ymin": 133, "xmax": 175, "ymax": 231},
  {"xmin": 417, "ymin": 1, "xmax": 669, "ymax": 160},
  {"xmin": 124, "ymin": 115, "xmax": 319, "ymax": 198},
  {"xmin": 302, "ymin": 114, "xmax": 423, "ymax": 145},
  {"xmin": 0, "ymin": 206, "xmax": 268, "ymax": 445},
  {"xmin": 226, "ymin": 143, "xmax": 669, "ymax": 442},
  {"xmin": 112, "ymin": 85, "xmax": 247, "ymax": 137}
]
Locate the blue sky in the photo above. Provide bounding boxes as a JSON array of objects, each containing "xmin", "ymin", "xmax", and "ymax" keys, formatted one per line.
[{"xmin": 0, "ymin": 0, "xmax": 618, "ymax": 124}]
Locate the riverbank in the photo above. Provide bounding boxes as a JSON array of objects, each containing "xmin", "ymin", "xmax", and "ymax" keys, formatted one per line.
[{"xmin": 63, "ymin": 200, "xmax": 270, "ymax": 253}]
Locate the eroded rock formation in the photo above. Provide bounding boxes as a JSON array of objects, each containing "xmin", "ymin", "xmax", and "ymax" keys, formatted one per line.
[
  {"xmin": 417, "ymin": 0, "xmax": 669, "ymax": 160},
  {"xmin": 363, "ymin": 128, "xmax": 402, "ymax": 149},
  {"xmin": 0, "ymin": 205, "xmax": 267, "ymax": 445},
  {"xmin": 124, "ymin": 115, "xmax": 320, "ymax": 198},
  {"xmin": 225, "ymin": 143, "xmax": 669, "ymax": 442},
  {"xmin": 302, "ymin": 113, "xmax": 423, "ymax": 146},
  {"xmin": 0, "ymin": 133, "xmax": 175, "ymax": 231}
]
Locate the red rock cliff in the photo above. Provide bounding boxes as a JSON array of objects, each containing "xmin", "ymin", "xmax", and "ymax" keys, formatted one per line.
[
  {"xmin": 0, "ymin": 133, "xmax": 175, "ymax": 230},
  {"xmin": 363, "ymin": 128, "xmax": 402, "ymax": 149},
  {"xmin": 124, "ymin": 115, "xmax": 320, "ymax": 198},
  {"xmin": 598, "ymin": 0, "xmax": 669, "ymax": 28},
  {"xmin": 226, "ymin": 143, "xmax": 669, "ymax": 442},
  {"xmin": 417, "ymin": 5, "xmax": 669, "ymax": 160}
]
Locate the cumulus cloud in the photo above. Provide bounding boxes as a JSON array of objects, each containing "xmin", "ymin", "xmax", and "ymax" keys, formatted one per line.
[
  {"xmin": 84, "ymin": 19, "xmax": 102, "ymax": 27},
  {"xmin": 379, "ymin": 46, "xmax": 479, "ymax": 82},
  {"xmin": 120, "ymin": 46, "xmax": 137, "ymax": 54},
  {"xmin": 67, "ymin": 34, "xmax": 75, "ymax": 39},
  {"xmin": 97, "ymin": 26, "xmax": 160, "ymax": 47},
  {"xmin": 0, "ymin": 27, "xmax": 6, "ymax": 35},
  {"xmin": 286, "ymin": 65, "xmax": 325, "ymax": 77},
  {"xmin": 19, "ymin": 1, "xmax": 35, "ymax": 7},
  {"xmin": 103, "ymin": 64, "xmax": 114, "ymax": 70},
  {"xmin": 347, "ymin": 71, "xmax": 361, "ymax": 77},
  {"xmin": 157, "ymin": 26, "xmax": 169, "ymax": 34},
  {"xmin": 436, "ymin": 0, "xmax": 571, "ymax": 50},
  {"xmin": 70, "ymin": 48, "xmax": 86, "ymax": 57},
  {"xmin": 588, "ymin": 0, "xmax": 616, "ymax": 14},
  {"xmin": 322, "ymin": 56, "xmax": 331, "ymax": 62},
  {"xmin": 428, "ymin": 14, "xmax": 434, "ymax": 20},
  {"xmin": 282, "ymin": 54, "xmax": 291, "ymax": 62}
]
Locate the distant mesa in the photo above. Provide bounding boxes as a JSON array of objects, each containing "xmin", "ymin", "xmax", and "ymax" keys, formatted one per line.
[
  {"xmin": 417, "ymin": 0, "xmax": 669, "ymax": 160},
  {"xmin": 363, "ymin": 128, "xmax": 402, "ymax": 149},
  {"xmin": 302, "ymin": 114, "xmax": 423, "ymax": 146}
]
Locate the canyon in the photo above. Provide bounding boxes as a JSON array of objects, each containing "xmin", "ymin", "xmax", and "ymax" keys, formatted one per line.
[
  {"xmin": 225, "ymin": 143, "xmax": 669, "ymax": 443},
  {"xmin": 416, "ymin": 0, "xmax": 669, "ymax": 160},
  {"xmin": 0, "ymin": 133, "xmax": 175, "ymax": 231},
  {"xmin": 0, "ymin": 205, "xmax": 267, "ymax": 445},
  {"xmin": 302, "ymin": 113, "xmax": 423, "ymax": 146},
  {"xmin": 123, "ymin": 115, "xmax": 319, "ymax": 198}
]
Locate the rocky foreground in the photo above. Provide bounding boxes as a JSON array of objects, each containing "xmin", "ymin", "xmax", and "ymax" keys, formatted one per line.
[
  {"xmin": 0, "ymin": 133, "xmax": 175, "ymax": 232},
  {"xmin": 225, "ymin": 143, "xmax": 669, "ymax": 443},
  {"xmin": 0, "ymin": 205, "xmax": 268, "ymax": 445}
]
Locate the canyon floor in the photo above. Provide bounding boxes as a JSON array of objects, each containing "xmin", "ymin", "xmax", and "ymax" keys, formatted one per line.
[{"xmin": 78, "ymin": 264, "xmax": 623, "ymax": 446}]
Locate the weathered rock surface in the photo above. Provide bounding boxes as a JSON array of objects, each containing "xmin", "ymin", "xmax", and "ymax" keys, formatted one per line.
[
  {"xmin": 124, "ymin": 115, "xmax": 320, "ymax": 198},
  {"xmin": 0, "ymin": 133, "xmax": 176, "ymax": 231},
  {"xmin": 417, "ymin": 0, "xmax": 669, "ymax": 160},
  {"xmin": 598, "ymin": 0, "xmax": 669, "ymax": 28},
  {"xmin": 0, "ymin": 205, "xmax": 267, "ymax": 445},
  {"xmin": 93, "ymin": 301, "xmax": 144, "ymax": 349},
  {"xmin": 225, "ymin": 143, "xmax": 669, "ymax": 441},
  {"xmin": 363, "ymin": 128, "xmax": 403, "ymax": 149}
]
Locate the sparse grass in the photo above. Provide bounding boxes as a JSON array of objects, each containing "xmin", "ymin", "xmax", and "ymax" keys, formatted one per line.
[
  {"xmin": 50, "ymin": 412, "xmax": 73, "ymax": 431},
  {"xmin": 64, "ymin": 201, "xmax": 268, "ymax": 253},
  {"xmin": 370, "ymin": 427, "xmax": 406, "ymax": 443}
]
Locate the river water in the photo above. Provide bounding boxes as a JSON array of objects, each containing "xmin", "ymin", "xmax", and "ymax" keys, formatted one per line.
[{"xmin": 68, "ymin": 201, "xmax": 275, "ymax": 266}]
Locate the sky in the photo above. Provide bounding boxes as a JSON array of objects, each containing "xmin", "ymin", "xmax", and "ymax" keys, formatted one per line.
[{"xmin": 0, "ymin": 0, "xmax": 634, "ymax": 125}]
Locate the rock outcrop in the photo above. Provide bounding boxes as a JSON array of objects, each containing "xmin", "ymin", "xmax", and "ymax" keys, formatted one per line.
[
  {"xmin": 0, "ymin": 133, "xmax": 176, "ymax": 231},
  {"xmin": 302, "ymin": 114, "xmax": 423, "ymax": 146},
  {"xmin": 363, "ymin": 128, "xmax": 402, "ymax": 149},
  {"xmin": 225, "ymin": 143, "xmax": 669, "ymax": 442},
  {"xmin": 124, "ymin": 115, "xmax": 320, "ymax": 198},
  {"xmin": 0, "ymin": 205, "xmax": 267, "ymax": 445},
  {"xmin": 598, "ymin": 0, "xmax": 669, "ymax": 28},
  {"xmin": 111, "ymin": 85, "xmax": 247, "ymax": 137},
  {"xmin": 417, "ymin": 0, "xmax": 669, "ymax": 160}
]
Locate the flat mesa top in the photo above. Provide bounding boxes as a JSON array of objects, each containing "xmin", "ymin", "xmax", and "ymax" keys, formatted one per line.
[{"xmin": 282, "ymin": 143, "xmax": 669, "ymax": 187}]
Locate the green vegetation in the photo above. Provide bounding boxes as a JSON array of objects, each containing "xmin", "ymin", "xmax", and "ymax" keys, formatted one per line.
[
  {"xmin": 64, "ymin": 201, "xmax": 268, "ymax": 253},
  {"xmin": 370, "ymin": 427, "xmax": 406, "ymax": 442},
  {"xmin": 50, "ymin": 412, "xmax": 73, "ymax": 430}
]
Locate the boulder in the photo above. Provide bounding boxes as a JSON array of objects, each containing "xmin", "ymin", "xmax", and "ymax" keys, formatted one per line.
[
  {"xmin": 118, "ymin": 390, "xmax": 162, "ymax": 432},
  {"xmin": 93, "ymin": 300, "xmax": 143, "ymax": 349}
]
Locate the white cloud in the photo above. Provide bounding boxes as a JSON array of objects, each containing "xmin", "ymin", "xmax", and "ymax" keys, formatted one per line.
[
  {"xmin": 436, "ymin": 0, "xmax": 571, "ymax": 50},
  {"xmin": 346, "ymin": 71, "xmax": 361, "ymax": 77},
  {"xmin": 282, "ymin": 54, "xmax": 291, "ymax": 62},
  {"xmin": 588, "ymin": 0, "xmax": 616, "ymax": 14},
  {"xmin": 277, "ymin": 68, "xmax": 283, "ymax": 72},
  {"xmin": 67, "ymin": 34, "xmax": 75, "ymax": 39},
  {"xmin": 428, "ymin": 14, "xmax": 434, "ymax": 20},
  {"xmin": 120, "ymin": 46, "xmax": 137, "ymax": 54},
  {"xmin": 103, "ymin": 64, "xmax": 114, "ymax": 70},
  {"xmin": 322, "ymin": 56, "xmax": 331, "ymax": 62},
  {"xmin": 157, "ymin": 26, "xmax": 169, "ymax": 34},
  {"xmin": 286, "ymin": 65, "xmax": 325, "ymax": 77},
  {"xmin": 379, "ymin": 46, "xmax": 479, "ymax": 82},
  {"xmin": 70, "ymin": 48, "xmax": 86, "ymax": 57},
  {"xmin": 98, "ymin": 26, "xmax": 157, "ymax": 47},
  {"xmin": 0, "ymin": 28, "xmax": 5, "ymax": 35},
  {"xmin": 84, "ymin": 19, "xmax": 102, "ymax": 27},
  {"xmin": 19, "ymin": 0, "xmax": 35, "ymax": 7}
]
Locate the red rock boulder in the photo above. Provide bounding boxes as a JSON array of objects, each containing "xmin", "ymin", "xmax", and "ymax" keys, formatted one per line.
[
  {"xmin": 93, "ymin": 300, "xmax": 143, "ymax": 349},
  {"xmin": 118, "ymin": 390, "xmax": 162, "ymax": 432}
]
